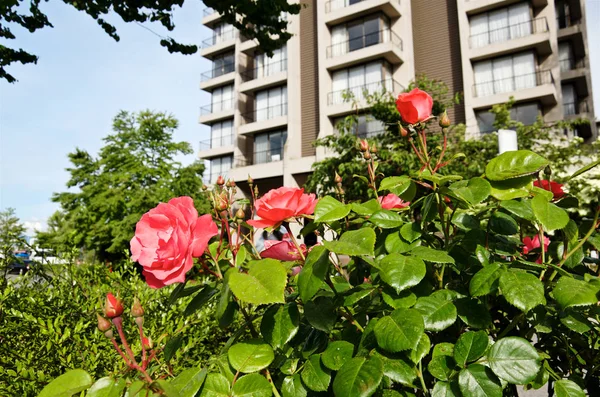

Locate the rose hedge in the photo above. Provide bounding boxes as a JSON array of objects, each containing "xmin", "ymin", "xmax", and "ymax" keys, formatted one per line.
[{"xmin": 40, "ymin": 90, "xmax": 600, "ymax": 397}]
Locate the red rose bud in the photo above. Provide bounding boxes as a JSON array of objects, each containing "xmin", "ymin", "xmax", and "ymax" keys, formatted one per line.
[
  {"xmin": 363, "ymin": 151, "xmax": 371, "ymax": 160},
  {"xmin": 131, "ymin": 298, "xmax": 144, "ymax": 318},
  {"xmin": 216, "ymin": 193, "xmax": 228, "ymax": 211},
  {"xmin": 216, "ymin": 175, "xmax": 225, "ymax": 186},
  {"xmin": 439, "ymin": 111, "xmax": 451, "ymax": 128},
  {"xmin": 359, "ymin": 139, "xmax": 369, "ymax": 152},
  {"xmin": 142, "ymin": 336, "xmax": 153, "ymax": 349},
  {"xmin": 226, "ymin": 179, "xmax": 236, "ymax": 188},
  {"xmin": 97, "ymin": 313, "xmax": 112, "ymax": 332},
  {"xmin": 400, "ymin": 125, "xmax": 408, "ymax": 137},
  {"xmin": 104, "ymin": 293, "xmax": 124, "ymax": 318}
]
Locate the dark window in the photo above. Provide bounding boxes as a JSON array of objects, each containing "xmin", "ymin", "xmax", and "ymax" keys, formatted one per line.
[
  {"xmin": 213, "ymin": 52, "xmax": 235, "ymax": 77},
  {"xmin": 476, "ymin": 102, "xmax": 540, "ymax": 133},
  {"xmin": 346, "ymin": 15, "xmax": 384, "ymax": 52},
  {"xmin": 254, "ymin": 130, "xmax": 288, "ymax": 164}
]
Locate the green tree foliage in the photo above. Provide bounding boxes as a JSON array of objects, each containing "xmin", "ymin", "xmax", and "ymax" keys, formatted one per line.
[
  {"xmin": 0, "ymin": 207, "xmax": 27, "ymax": 287},
  {"xmin": 48, "ymin": 110, "xmax": 210, "ymax": 263},
  {"xmin": 0, "ymin": 0, "xmax": 300, "ymax": 82}
]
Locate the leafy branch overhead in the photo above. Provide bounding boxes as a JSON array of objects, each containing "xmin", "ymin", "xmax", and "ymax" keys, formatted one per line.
[{"xmin": 0, "ymin": 0, "xmax": 300, "ymax": 82}]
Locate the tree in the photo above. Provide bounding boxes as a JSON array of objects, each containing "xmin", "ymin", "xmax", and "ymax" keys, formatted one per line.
[
  {"xmin": 1, "ymin": 0, "xmax": 301, "ymax": 83},
  {"xmin": 48, "ymin": 110, "xmax": 210, "ymax": 263},
  {"xmin": 0, "ymin": 208, "xmax": 27, "ymax": 285}
]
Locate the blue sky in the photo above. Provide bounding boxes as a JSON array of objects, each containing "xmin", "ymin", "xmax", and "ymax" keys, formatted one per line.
[{"xmin": 1, "ymin": 1, "xmax": 599, "ymax": 235}]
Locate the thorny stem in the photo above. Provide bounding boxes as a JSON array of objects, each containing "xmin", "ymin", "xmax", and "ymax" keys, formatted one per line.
[
  {"xmin": 111, "ymin": 317, "xmax": 153, "ymax": 383},
  {"xmin": 498, "ymin": 313, "xmax": 524, "ymax": 339},
  {"xmin": 265, "ymin": 370, "xmax": 282, "ymax": 397},
  {"xmin": 138, "ymin": 324, "xmax": 147, "ymax": 369},
  {"xmin": 240, "ymin": 305, "xmax": 259, "ymax": 338},
  {"xmin": 417, "ymin": 361, "xmax": 429, "ymax": 396},
  {"xmin": 285, "ymin": 223, "xmax": 306, "ymax": 261},
  {"xmin": 110, "ymin": 338, "xmax": 132, "ymax": 366},
  {"xmin": 538, "ymin": 225, "xmax": 547, "ymax": 281},
  {"xmin": 434, "ymin": 129, "xmax": 448, "ymax": 172}
]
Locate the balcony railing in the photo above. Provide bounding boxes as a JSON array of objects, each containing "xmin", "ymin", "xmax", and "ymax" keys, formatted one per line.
[
  {"xmin": 203, "ymin": 7, "xmax": 214, "ymax": 17},
  {"xmin": 201, "ymin": 64, "xmax": 235, "ymax": 81},
  {"xmin": 325, "ymin": 0, "xmax": 399, "ymax": 13},
  {"xmin": 559, "ymin": 57, "xmax": 587, "ymax": 72},
  {"xmin": 470, "ymin": 17, "xmax": 548, "ymax": 48},
  {"xmin": 472, "ymin": 70, "xmax": 553, "ymax": 98},
  {"xmin": 199, "ymin": 135, "xmax": 234, "ymax": 151},
  {"xmin": 557, "ymin": 15, "xmax": 581, "ymax": 29},
  {"xmin": 234, "ymin": 148, "xmax": 285, "ymax": 167},
  {"xmin": 564, "ymin": 100, "xmax": 589, "ymax": 116},
  {"xmin": 200, "ymin": 99, "xmax": 235, "ymax": 115},
  {"xmin": 242, "ymin": 103, "xmax": 288, "ymax": 123},
  {"xmin": 328, "ymin": 79, "xmax": 401, "ymax": 105},
  {"xmin": 327, "ymin": 29, "xmax": 402, "ymax": 58},
  {"xmin": 202, "ymin": 30, "xmax": 236, "ymax": 48},
  {"xmin": 241, "ymin": 59, "xmax": 288, "ymax": 81}
]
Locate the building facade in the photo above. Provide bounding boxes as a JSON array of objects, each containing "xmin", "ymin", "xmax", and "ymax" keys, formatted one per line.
[{"xmin": 198, "ymin": 0, "xmax": 596, "ymax": 193}]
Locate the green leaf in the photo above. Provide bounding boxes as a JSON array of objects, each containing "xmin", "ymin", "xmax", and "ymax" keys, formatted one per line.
[
  {"xmin": 351, "ymin": 199, "xmax": 381, "ymax": 216},
  {"xmin": 452, "ymin": 212, "xmax": 480, "ymax": 230},
  {"xmin": 381, "ymin": 287, "xmax": 417, "ymax": 309},
  {"xmin": 560, "ymin": 311, "xmax": 592, "ymax": 333},
  {"xmin": 380, "ymin": 176, "xmax": 412, "ymax": 194},
  {"xmin": 448, "ymin": 177, "xmax": 491, "ymax": 205},
  {"xmin": 126, "ymin": 381, "xmax": 146, "ymax": 397},
  {"xmin": 455, "ymin": 298, "xmax": 493, "ymax": 329},
  {"xmin": 228, "ymin": 340, "xmax": 275, "ymax": 373},
  {"xmin": 428, "ymin": 355, "xmax": 456, "ymax": 381},
  {"xmin": 409, "ymin": 333, "xmax": 431, "ymax": 364},
  {"xmin": 370, "ymin": 210, "xmax": 404, "ymax": 229},
  {"xmin": 469, "ymin": 264, "xmax": 503, "ymax": 297},
  {"xmin": 298, "ymin": 246, "xmax": 330, "ymax": 303},
  {"xmin": 489, "ymin": 177, "xmax": 532, "ymax": 200},
  {"xmin": 499, "ymin": 271, "xmax": 546, "ymax": 313},
  {"xmin": 431, "ymin": 381, "xmax": 461, "ymax": 397},
  {"xmin": 410, "ymin": 246, "xmax": 454, "ymax": 264},
  {"xmin": 184, "ymin": 285, "xmax": 218, "ymax": 316},
  {"xmin": 499, "ymin": 200, "xmax": 535, "ymax": 221},
  {"xmin": 304, "ymin": 296, "xmax": 336, "ymax": 332},
  {"xmin": 323, "ymin": 228, "xmax": 376, "ymax": 256},
  {"xmin": 87, "ymin": 377, "xmax": 126, "ymax": 397},
  {"xmin": 384, "ymin": 232, "xmax": 417, "ymax": 254},
  {"xmin": 281, "ymin": 374, "xmax": 307, "ymax": 397},
  {"xmin": 314, "ymin": 196, "xmax": 351, "ymax": 223},
  {"xmin": 485, "ymin": 150, "xmax": 549, "ymax": 181},
  {"xmin": 531, "ymin": 195, "xmax": 570, "ymax": 231},
  {"xmin": 164, "ymin": 335, "xmax": 184, "ymax": 361},
  {"xmin": 231, "ymin": 374, "xmax": 272, "ymax": 397},
  {"xmin": 198, "ymin": 373, "xmax": 230, "ymax": 397},
  {"xmin": 414, "ymin": 296, "xmax": 457, "ymax": 331},
  {"xmin": 229, "ymin": 259, "xmax": 287, "ymax": 305},
  {"xmin": 487, "ymin": 337, "xmax": 541, "ymax": 384},
  {"xmin": 322, "ymin": 340, "xmax": 355, "ymax": 371},
  {"xmin": 38, "ymin": 369, "xmax": 93, "ymax": 397},
  {"xmin": 458, "ymin": 365, "xmax": 502, "ymax": 397},
  {"xmin": 374, "ymin": 308, "xmax": 424, "ymax": 353},
  {"xmin": 332, "ymin": 356, "xmax": 384, "ymax": 397},
  {"xmin": 170, "ymin": 368, "xmax": 207, "ymax": 397},
  {"xmin": 553, "ymin": 277, "xmax": 600, "ymax": 308},
  {"xmin": 379, "ymin": 253, "xmax": 426, "ymax": 294},
  {"xmin": 217, "ymin": 273, "xmax": 239, "ymax": 328},
  {"xmin": 400, "ymin": 222, "xmax": 421, "ymax": 243},
  {"xmin": 554, "ymin": 379, "xmax": 586, "ymax": 397},
  {"xmin": 374, "ymin": 351, "xmax": 417, "ymax": 386},
  {"xmin": 489, "ymin": 212, "xmax": 518, "ymax": 235},
  {"xmin": 261, "ymin": 303, "xmax": 300, "ymax": 350},
  {"xmin": 301, "ymin": 355, "xmax": 331, "ymax": 392},
  {"xmin": 454, "ymin": 331, "xmax": 489, "ymax": 367},
  {"xmin": 433, "ymin": 343, "xmax": 455, "ymax": 357},
  {"xmin": 154, "ymin": 379, "xmax": 182, "ymax": 397},
  {"xmin": 569, "ymin": 158, "xmax": 600, "ymax": 180}
]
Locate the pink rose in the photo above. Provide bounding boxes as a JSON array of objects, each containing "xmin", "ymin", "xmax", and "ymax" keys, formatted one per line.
[
  {"xmin": 395, "ymin": 88, "xmax": 434, "ymax": 125},
  {"xmin": 378, "ymin": 194, "xmax": 410, "ymax": 210},
  {"xmin": 522, "ymin": 234, "xmax": 550, "ymax": 264},
  {"xmin": 248, "ymin": 187, "xmax": 317, "ymax": 229},
  {"xmin": 130, "ymin": 197, "xmax": 218, "ymax": 289},
  {"xmin": 260, "ymin": 238, "xmax": 307, "ymax": 262}
]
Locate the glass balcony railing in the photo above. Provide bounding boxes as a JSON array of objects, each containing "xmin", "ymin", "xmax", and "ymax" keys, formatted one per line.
[
  {"xmin": 328, "ymin": 79, "xmax": 401, "ymax": 105},
  {"xmin": 234, "ymin": 147, "xmax": 285, "ymax": 167},
  {"xmin": 559, "ymin": 57, "xmax": 587, "ymax": 73},
  {"xmin": 200, "ymin": 99, "xmax": 235, "ymax": 115},
  {"xmin": 242, "ymin": 103, "xmax": 288, "ymax": 123},
  {"xmin": 199, "ymin": 135, "xmax": 234, "ymax": 151},
  {"xmin": 564, "ymin": 100, "xmax": 589, "ymax": 116},
  {"xmin": 201, "ymin": 30, "xmax": 236, "ymax": 48},
  {"xmin": 201, "ymin": 64, "xmax": 235, "ymax": 81},
  {"xmin": 327, "ymin": 29, "xmax": 402, "ymax": 58},
  {"xmin": 241, "ymin": 59, "xmax": 288, "ymax": 81},
  {"xmin": 325, "ymin": 0, "xmax": 400, "ymax": 13},
  {"xmin": 470, "ymin": 17, "xmax": 548, "ymax": 48},
  {"xmin": 472, "ymin": 70, "xmax": 553, "ymax": 98}
]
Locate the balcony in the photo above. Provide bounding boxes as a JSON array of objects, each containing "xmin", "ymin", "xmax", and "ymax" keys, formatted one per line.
[
  {"xmin": 324, "ymin": 0, "xmax": 401, "ymax": 25},
  {"xmin": 198, "ymin": 99, "xmax": 235, "ymax": 124},
  {"xmin": 557, "ymin": 14, "xmax": 583, "ymax": 40},
  {"xmin": 235, "ymin": 147, "xmax": 285, "ymax": 167},
  {"xmin": 239, "ymin": 59, "xmax": 288, "ymax": 93},
  {"xmin": 563, "ymin": 100, "xmax": 589, "ymax": 117},
  {"xmin": 198, "ymin": 135, "xmax": 235, "ymax": 159},
  {"xmin": 239, "ymin": 103, "xmax": 288, "ymax": 135},
  {"xmin": 200, "ymin": 64, "xmax": 235, "ymax": 91},
  {"xmin": 468, "ymin": 18, "xmax": 551, "ymax": 61},
  {"xmin": 471, "ymin": 70, "xmax": 556, "ymax": 109},
  {"xmin": 324, "ymin": 29, "xmax": 403, "ymax": 70},
  {"xmin": 200, "ymin": 30, "xmax": 237, "ymax": 58},
  {"xmin": 328, "ymin": 79, "xmax": 400, "ymax": 105},
  {"xmin": 463, "ymin": 0, "xmax": 548, "ymax": 15}
]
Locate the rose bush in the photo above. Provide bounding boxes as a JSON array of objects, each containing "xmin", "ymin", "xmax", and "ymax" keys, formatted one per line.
[{"xmin": 41, "ymin": 89, "xmax": 600, "ymax": 397}]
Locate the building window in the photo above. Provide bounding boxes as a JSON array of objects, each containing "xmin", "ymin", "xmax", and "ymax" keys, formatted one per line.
[
  {"xmin": 473, "ymin": 52, "xmax": 537, "ymax": 97},
  {"xmin": 255, "ymin": 86, "xmax": 287, "ymax": 121},
  {"xmin": 254, "ymin": 45, "xmax": 287, "ymax": 79},
  {"xmin": 330, "ymin": 14, "xmax": 390, "ymax": 57},
  {"xmin": 212, "ymin": 52, "xmax": 235, "ymax": 78},
  {"xmin": 208, "ymin": 156, "xmax": 232, "ymax": 184},
  {"xmin": 330, "ymin": 61, "xmax": 393, "ymax": 104},
  {"xmin": 469, "ymin": 2, "xmax": 533, "ymax": 48},
  {"xmin": 562, "ymin": 84, "xmax": 577, "ymax": 115},
  {"xmin": 254, "ymin": 130, "xmax": 287, "ymax": 164},
  {"xmin": 211, "ymin": 120, "xmax": 233, "ymax": 148},
  {"xmin": 212, "ymin": 85, "xmax": 234, "ymax": 112},
  {"xmin": 558, "ymin": 41, "xmax": 574, "ymax": 72},
  {"xmin": 334, "ymin": 114, "xmax": 385, "ymax": 138},
  {"xmin": 213, "ymin": 22, "xmax": 235, "ymax": 44},
  {"xmin": 476, "ymin": 102, "xmax": 540, "ymax": 133}
]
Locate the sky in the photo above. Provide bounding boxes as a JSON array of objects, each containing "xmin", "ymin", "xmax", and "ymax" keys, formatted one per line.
[{"xmin": 1, "ymin": 1, "xmax": 600, "ymax": 236}]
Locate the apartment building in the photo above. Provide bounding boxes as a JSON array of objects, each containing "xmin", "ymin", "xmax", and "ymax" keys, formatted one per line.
[{"xmin": 198, "ymin": 0, "xmax": 596, "ymax": 193}]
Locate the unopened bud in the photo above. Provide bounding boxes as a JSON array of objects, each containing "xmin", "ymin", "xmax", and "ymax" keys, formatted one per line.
[
  {"xmin": 104, "ymin": 293, "xmax": 124, "ymax": 319},
  {"xmin": 400, "ymin": 125, "xmax": 408, "ymax": 137},
  {"xmin": 247, "ymin": 175, "xmax": 254, "ymax": 185},
  {"xmin": 104, "ymin": 329, "xmax": 114, "ymax": 339},
  {"xmin": 363, "ymin": 151, "xmax": 371, "ymax": 160},
  {"xmin": 235, "ymin": 207, "xmax": 245, "ymax": 220},
  {"xmin": 254, "ymin": 185, "xmax": 259, "ymax": 197},
  {"xmin": 142, "ymin": 336, "xmax": 153, "ymax": 349},
  {"xmin": 439, "ymin": 111, "xmax": 451, "ymax": 128},
  {"xmin": 334, "ymin": 172, "xmax": 342, "ymax": 184},
  {"xmin": 226, "ymin": 179, "xmax": 236, "ymax": 188},
  {"xmin": 359, "ymin": 139, "xmax": 369, "ymax": 152},
  {"xmin": 370, "ymin": 144, "xmax": 377, "ymax": 154},
  {"xmin": 216, "ymin": 175, "xmax": 225, "ymax": 186},
  {"xmin": 202, "ymin": 185, "xmax": 209, "ymax": 191},
  {"xmin": 97, "ymin": 314, "xmax": 112, "ymax": 332},
  {"xmin": 135, "ymin": 316, "xmax": 144, "ymax": 328},
  {"xmin": 543, "ymin": 166, "xmax": 552, "ymax": 177},
  {"xmin": 131, "ymin": 298, "xmax": 144, "ymax": 318},
  {"xmin": 216, "ymin": 193, "xmax": 228, "ymax": 211}
]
